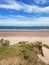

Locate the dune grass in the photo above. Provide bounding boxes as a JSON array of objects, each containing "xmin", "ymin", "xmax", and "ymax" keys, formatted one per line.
[
  {"xmin": 0, "ymin": 39, "xmax": 48, "ymax": 65},
  {"xmin": 43, "ymin": 44, "xmax": 49, "ymax": 49}
]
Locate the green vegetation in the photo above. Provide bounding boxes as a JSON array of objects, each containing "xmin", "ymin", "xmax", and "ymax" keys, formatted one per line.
[
  {"xmin": 0, "ymin": 39, "xmax": 10, "ymax": 47},
  {"xmin": 43, "ymin": 44, "xmax": 49, "ymax": 49},
  {"xmin": 23, "ymin": 54, "xmax": 29, "ymax": 60},
  {"xmin": 0, "ymin": 39, "xmax": 48, "ymax": 65}
]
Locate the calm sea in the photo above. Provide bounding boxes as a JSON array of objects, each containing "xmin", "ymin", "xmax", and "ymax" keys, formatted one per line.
[{"xmin": 0, "ymin": 26, "xmax": 49, "ymax": 31}]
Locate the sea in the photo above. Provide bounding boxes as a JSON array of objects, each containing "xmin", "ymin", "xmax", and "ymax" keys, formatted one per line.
[{"xmin": 0, "ymin": 26, "xmax": 49, "ymax": 32}]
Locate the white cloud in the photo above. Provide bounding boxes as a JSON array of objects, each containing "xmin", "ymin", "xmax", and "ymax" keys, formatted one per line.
[
  {"xmin": 23, "ymin": 4, "xmax": 49, "ymax": 13},
  {"xmin": 0, "ymin": 0, "xmax": 49, "ymax": 13},
  {"xmin": 0, "ymin": 17, "xmax": 49, "ymax": 26},
  {"xmin": 0, "ymin": 0, "xmax": 23, "ymax": 10},
  {"xmin": 34, "ymin": 0, "xmax": 47, "ymax": 4},
  {"xmin": 16, "ymin": 15, "xmax": 26, "ymax": 19}
]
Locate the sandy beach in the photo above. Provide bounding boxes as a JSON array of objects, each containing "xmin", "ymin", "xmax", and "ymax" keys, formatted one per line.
[
  {"xmin": 0, "ymin": 31, "xmax": 49, "ymax": 45},
  {"xmin": 0, "ymin": 31, "xmax": 49, "ymax": 64},
  {"xmin": 0, "ymin": 31, "xmax": 49, "ymax": 37}
]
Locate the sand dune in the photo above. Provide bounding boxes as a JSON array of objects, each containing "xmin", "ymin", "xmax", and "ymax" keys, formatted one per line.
[{"xmin": 0, "ymin": 31, "xmax": 49, "ymax": 64}]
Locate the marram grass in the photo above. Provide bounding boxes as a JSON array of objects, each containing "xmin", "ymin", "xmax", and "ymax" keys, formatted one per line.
[{"xmin": 0, "ymin": 39, "xmax": 48, "ymax": 65}]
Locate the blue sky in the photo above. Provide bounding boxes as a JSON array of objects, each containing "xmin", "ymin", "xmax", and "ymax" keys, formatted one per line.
[{"xmin": 0, "ymin": 0, "xmax": 49, "ymax": 26}]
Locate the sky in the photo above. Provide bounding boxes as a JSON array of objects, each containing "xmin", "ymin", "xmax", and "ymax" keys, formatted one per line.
[{"xmin": 0, "ymin": 0, "xmax": 49, "ymax": 26}]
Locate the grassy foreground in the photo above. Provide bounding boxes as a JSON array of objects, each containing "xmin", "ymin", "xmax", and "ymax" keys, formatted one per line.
[{"xmin": 0, "ymin": 39, "xmax": 49, "ymax": 65}]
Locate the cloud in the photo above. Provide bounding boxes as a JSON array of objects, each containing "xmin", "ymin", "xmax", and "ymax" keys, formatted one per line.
[
  {"xmin": 16, "ymin": 15, "xmax": 26, "ymax": 18},
  {"xmin": 0, "ymin": 17, "xmax": 49, "ymax": 26},
  {"xmin": 0, "ymin": 0, "xmax": 49, "ymax": 13},
  {"xmin": 0, "ymin": 14, "xmax": 32, "ymax": 20},
  {"xmin": 0, "ymin": 1, "xmax": 22, "ymax": 10},
  {"xmin": 34, "ymin": 0, "xmax": 47, "ymax": 4},
  {"xmin": 23, "ymin": 4, "xmax": 49, "ymax": 13}
]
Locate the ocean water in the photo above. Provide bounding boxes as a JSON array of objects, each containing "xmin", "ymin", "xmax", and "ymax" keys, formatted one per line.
[{"xmin": 0, "ymin": 26, "xmax": 49, "ymax": 31}]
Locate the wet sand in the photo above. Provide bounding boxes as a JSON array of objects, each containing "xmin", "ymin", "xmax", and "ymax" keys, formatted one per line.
[{"xmin": 0, "ymin": 31, "xmax": 49, "ymax": 37}]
